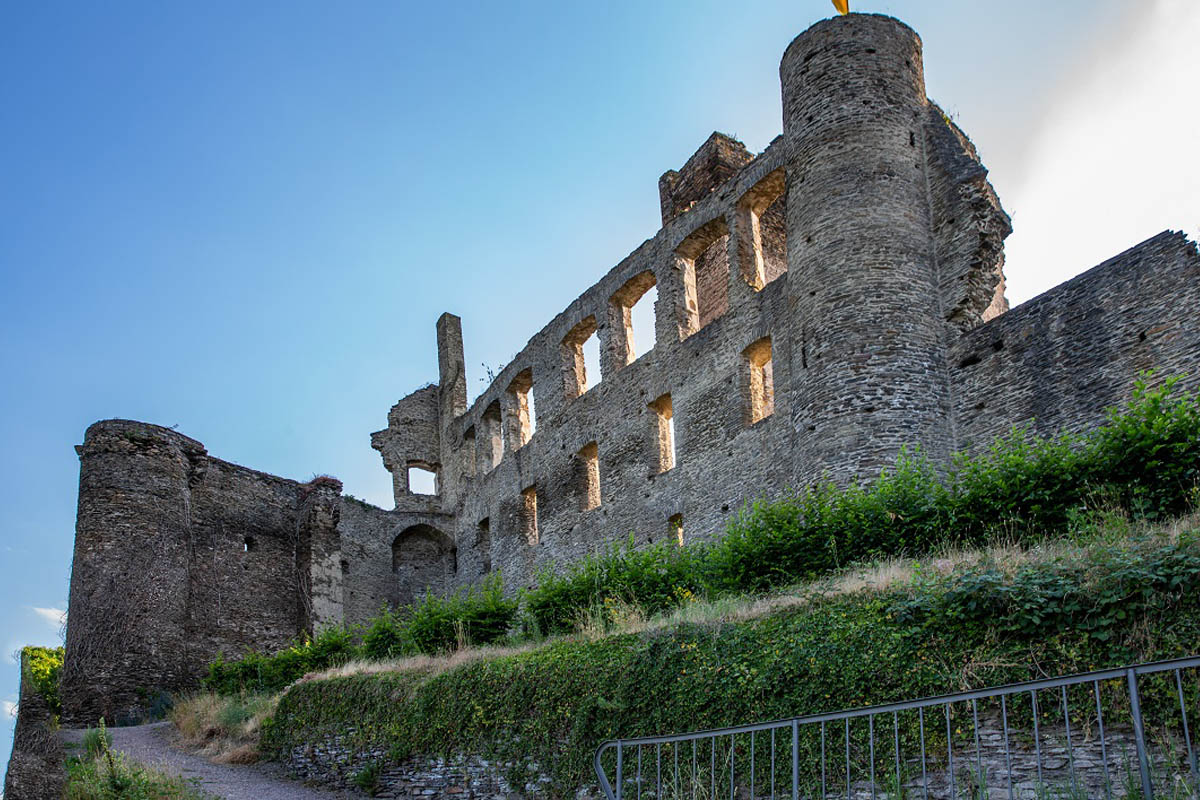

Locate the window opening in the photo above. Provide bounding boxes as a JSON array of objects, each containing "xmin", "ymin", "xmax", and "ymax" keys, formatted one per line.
[
  {"xmin": 578, "ymin": 442, "xmax": 601, "ymax": 511},
  {"xmin": 676, "ymin": 217, "xmax": 730, "ymax": 337},
  {"xmin": 650, "ymin": 394, "xmax": 676, "ymax": 473},
  {"xmin": 407, "ymin": 462, "xmax": 439, "ymax": 495},
  {"xmin": 477, "ymin": 518, "xmax": 492, "ymax": 575},
  {"xmin": 243, "ymin": 536, "xmax": 256, "ymax": 553},
  {"xmin": 609, "ymin": 271, "xmax": 658, "ymax": 367},
  {"xmin": 669, "ymin": 514, "xmax": 684, "ymax": 547},
  {"xmin": 561, "ymin": 316, "xmax": 601, "ymax": 399},
  {"xmin": 521, "ymin": 486, "xmax": 539, "ymax": 545},
  {"xmin": 482, "ymin": 401, "xmax": 503, "ymax": 471},
  {"xmin": 736, "ymin": 170, "xmax": 788, "ymax": 290},
  {"xmin": 744, "ymin": 337, "xmax": 775, "ymax": 424},
  {"xmin": 506, "ymin": 369, "xmax": 536, "ymax": 449}
]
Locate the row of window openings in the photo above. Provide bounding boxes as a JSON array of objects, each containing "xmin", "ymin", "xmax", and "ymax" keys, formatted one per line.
[
  {"xmin": 491, "ymin": 485, "xmax": 687, "ymax": 560},
  {"xmin": 411, "ymin": 337, "xmax": 774, "ymax": 496},
  {"xmin": 456, "ymin": 170, "xmax": 785, "ymax": 482}
]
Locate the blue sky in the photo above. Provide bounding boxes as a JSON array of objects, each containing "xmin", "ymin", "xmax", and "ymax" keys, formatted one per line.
[{"xmin": 3, "ymin": 0, "xmax": 1197, "ymax": 782}]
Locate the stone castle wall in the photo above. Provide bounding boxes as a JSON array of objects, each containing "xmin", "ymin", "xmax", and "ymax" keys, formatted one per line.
[
  {"xmin": 3, "ymin": 652, "xmax": 65, "ymax": 800},
  {"xmin": 50, "ymin": 14, "xmax": 1200, "ymax": 725}
]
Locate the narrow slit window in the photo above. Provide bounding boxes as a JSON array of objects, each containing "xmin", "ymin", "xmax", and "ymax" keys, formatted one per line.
[
  {"xmin": 505, "ymin": 369, "xmax": 536, "ymax": 449},
  {"xmin": 744, "ymin": 337, "xmax": 775, "ymax": 424},
  {"xmin": 608, "ymin": 271, "xmax": 658, "ymax": 367},
  {"xmin": 650, "ymin": 393, "xmax": 675, "ymax": 473},
  {"xmin": 669, "ymin": 514, "xmax": 684, "ymax": 547},
  {"xmin": 561, "ymin": 316, "xmax": 601, "ymax": 399},
  {"xmin": 578, "ymin": 442, "xmax": 601, "ymax": 511},
  {"xmin": 407, "ymin": 462, "xmax": 439, "ymax": 495},
  {"xmin": 243, "ymin": 536, "xmax": 256, "ymax": 553},
  {"xmin": 521, "ymin": 486, "xmax": 539, "ymax": 545}
]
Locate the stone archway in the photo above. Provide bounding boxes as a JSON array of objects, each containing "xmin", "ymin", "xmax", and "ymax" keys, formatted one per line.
[{"xmin": 391, "ymin": 524, "xmax": 456, "ymax": 605}]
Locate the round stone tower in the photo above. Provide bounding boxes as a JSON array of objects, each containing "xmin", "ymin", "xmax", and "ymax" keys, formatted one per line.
[
  {"xmin": 781, "ymin": 14, "xmax": 954, "ymax": 485},
  {"xmin": 61, "ymin": 420, "xmax": 202, "ymax": 725}
]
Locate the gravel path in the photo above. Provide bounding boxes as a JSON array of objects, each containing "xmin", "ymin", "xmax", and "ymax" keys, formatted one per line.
[{"xmin": 62, "ymin": 722, "xmax": 358, "ymax": 800}]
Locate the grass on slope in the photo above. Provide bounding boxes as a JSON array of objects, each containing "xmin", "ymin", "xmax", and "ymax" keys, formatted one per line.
[{"xmin": 171, "ymin": 511, "xmax": 1200, "ymax": 794}]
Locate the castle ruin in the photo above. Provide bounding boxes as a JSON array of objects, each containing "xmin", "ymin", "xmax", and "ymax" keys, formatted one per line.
[{"xmin": 55, "ymin": 14, "xmax": 1200, "ymax": 726}]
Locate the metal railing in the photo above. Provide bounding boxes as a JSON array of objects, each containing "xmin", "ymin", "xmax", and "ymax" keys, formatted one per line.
[{"xmin": 595, "ymin": 656, "xmax": 1200, "ymax": 800}]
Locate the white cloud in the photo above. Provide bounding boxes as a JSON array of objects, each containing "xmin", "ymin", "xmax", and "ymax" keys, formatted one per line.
[
  {"xmin": 29, "ymin": 607, "xmax": 65, "ymax": 631},
  {"xmin": 1003, "ymin": 0, "xmax": 1200, "ymax": 304}
]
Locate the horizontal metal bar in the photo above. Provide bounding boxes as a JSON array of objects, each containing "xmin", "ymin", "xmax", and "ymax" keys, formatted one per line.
[{"xmin": 594, "ymin": 654, "xmax": 1200, "ymax": 750}]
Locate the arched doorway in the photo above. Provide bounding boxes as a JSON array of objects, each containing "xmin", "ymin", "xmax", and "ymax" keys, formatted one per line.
[{"xmin": 391, "ymin": 524, "xmax": 456, "ymax": 605}]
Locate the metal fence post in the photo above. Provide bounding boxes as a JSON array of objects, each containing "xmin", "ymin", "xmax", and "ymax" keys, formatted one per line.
[
  {"xmin": 1127, "ymin": 668, "xmax": 1155, "ymax": 800},
  {"xmin": 792, "ymin": 719, "xmax": 799, "ymax": 800}
]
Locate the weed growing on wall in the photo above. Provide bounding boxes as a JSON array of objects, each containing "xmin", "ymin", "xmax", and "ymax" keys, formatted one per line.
[{"xmin": 20, "ymin": 645, "xmax": 64, "ymax": 717}]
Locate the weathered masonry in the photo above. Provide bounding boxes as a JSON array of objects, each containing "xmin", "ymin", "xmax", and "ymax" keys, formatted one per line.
[{"xmin": 55, "ymin": 13, "xmax": 1200, "ymax": 725}]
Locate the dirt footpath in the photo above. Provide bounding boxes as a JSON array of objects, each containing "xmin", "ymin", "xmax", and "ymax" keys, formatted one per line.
[{"xmin": 62, "ymin": 722, "xmax": 359, "ymax": 800}]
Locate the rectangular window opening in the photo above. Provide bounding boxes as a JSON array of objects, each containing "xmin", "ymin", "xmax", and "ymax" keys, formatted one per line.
[
  {"xmin": 561, "ymin": 316, "xmax": 601, "ymax": 399},
  {"xmin": 407, "ymin": 462, "xmax": 439, "ymax": 495},
  {"xmin": 609, "ymin": 271, "xmax": 658, "ymax": 367},
  {"xmin": 482, "ymin": 401, "xmax": 503, "ymax": 472},
  {"xmin": 578, "ymin": 441, "xmax": 601, "ymax": 511},
  {"xmin": 477, "ymin": 518, "xmax": 492, "ymax": 575},
  {"xmin": 521, "ymin": 486, "xmax": 539, "ymax": 546},
  {"xmin": 737, "ymin": 170, "xmax": 788, "ymax": 290},
  {"xmin": 650, "ymin": 393, "xmax": 676, "ymax": 473},
  {"xmin": 676, "ymin": 217, "xmax": 730, "ymax": 338},
  {"xmin": 462, "ymin": 426, "xmax": 477, "ymax": 480},
  {"xmin": 669, "ymin": 514, "xmax": 684, "ymax": 547},
  {"xmin": 744, "ymin": 337, "xmax": 775, "ymax": 424},
  {"xmin": 506, "ymin": 369, "xmax": 537, "ymax": 449}
]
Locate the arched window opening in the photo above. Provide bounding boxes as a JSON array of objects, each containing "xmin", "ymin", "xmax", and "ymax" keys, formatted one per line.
[{"xmin": 609, "ymin": 271, "xmax": 658, "ymax": 367}]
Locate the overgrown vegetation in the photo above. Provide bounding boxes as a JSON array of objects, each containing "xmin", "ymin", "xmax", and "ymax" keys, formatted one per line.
[
  {"xmin": 263, "ymin": 523, "xmax": 1200, "ymax": 795},
  {"xmin": 65, "ymin": 719, "xmax": 215, "ymax": 799},
  {"xmin": 203, "ymin": 574, "xmax": 518, "ymax": 694},
  {"xmin": 526, "ymin": 376, "xmax": 1200, "ymax": 632},
  {"xmin": 21, "ymin": 645, "xmax": 64, "ymax": 716},
  {"xmin": 199, "ymin": 376, "xmax": 1200, "ymax": 695},
  {"xmin": 170, "ymin": 692, "xmax": 277, "ymax": 764}
]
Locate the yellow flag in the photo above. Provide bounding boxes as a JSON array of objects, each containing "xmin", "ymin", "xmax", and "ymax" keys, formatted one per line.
[{"xmin": 832, "ymin": 0, "xmax": 850, "ymax": 13}]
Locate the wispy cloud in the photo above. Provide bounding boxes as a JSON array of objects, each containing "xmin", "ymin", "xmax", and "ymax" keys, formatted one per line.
[
  {"xmin": 29, "ymin": 607, "xmax": 65, "ymax": 630},
  {"xmin": 2, "ymin": 700, "xmax": 15, "ymax": 719},
  {"xmin": 1003, "ymin": 0, "xmax": 1200, "ymax": 304}
]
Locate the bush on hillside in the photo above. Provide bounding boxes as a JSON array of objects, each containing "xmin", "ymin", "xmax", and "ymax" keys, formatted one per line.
[
  {"xmin": 362, "ymin": 573, "xmax": 519, "ymax": 658},
  {"xmin": 525, "ymin": 375, "xmax": 1200, "ymax": 633},
  {"xmin": 203, "ymin": 626, "xmax": 357, "ymax": 696},
  {"xmin": 264, "ymin": 530, "xmax": 1200, "ymax": 795}
]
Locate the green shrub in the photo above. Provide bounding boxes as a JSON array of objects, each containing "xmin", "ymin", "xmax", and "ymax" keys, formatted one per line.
[
  {"xmin": 351, "ymin": 760, "xmax": 383, "ymax": 793},
  {"xmin": 21, "ymin": 645, "xmax": 64, "ymax": 716},
  {"xmin": 203, "ymin": 625, "xmax": 357, "ymax": 695},
  {"xmin": 81, "ymin": 725, "xmax": 112, "ymax": 760},
  {"xmin": 209, "ymin": 375, "xmax": 1200, "ymax": 683},
  {"xmin": 264, "ymin": 531, "xmax": 1200, "ymax": 796},
  {"xmin": 525, "ymin": 375, "xmax": 1200, "ymax": 633}
]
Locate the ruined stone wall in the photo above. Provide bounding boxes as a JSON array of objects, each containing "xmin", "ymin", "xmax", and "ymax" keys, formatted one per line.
[
  {"xmin": 61, "ymin": 420, "xmax": 342, "ymax": 725},
  {"xmin": 951, "ymin": 231, "xmax": 1200, "ymax": 451},
  {"xmin": 52, "ymin": 14, "xmax": 1200, "ymax": 729},
  {"xmin": 3, "ymin": 653, "xmax": 65, "ymax": 800}
]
